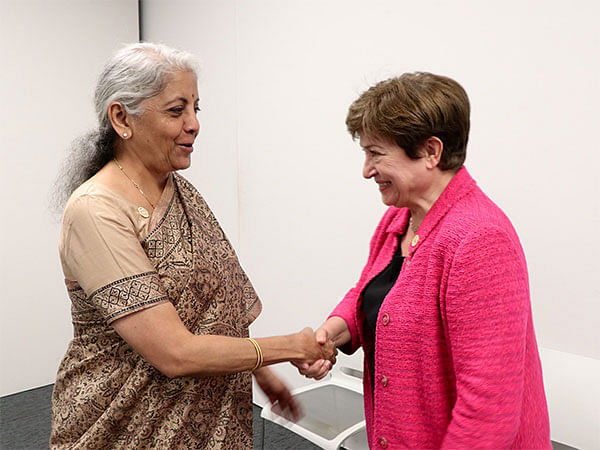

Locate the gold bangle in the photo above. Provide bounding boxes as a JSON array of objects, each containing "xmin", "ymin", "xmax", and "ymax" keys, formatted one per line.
[{"xmin": 247, "ymin": 338, "xmax": 263, "ymax": 371}]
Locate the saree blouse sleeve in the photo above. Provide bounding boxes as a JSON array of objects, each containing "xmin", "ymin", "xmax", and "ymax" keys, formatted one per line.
[{"xmin": 59, "ymin": 192, "xmax": 169, "ymax": 324}]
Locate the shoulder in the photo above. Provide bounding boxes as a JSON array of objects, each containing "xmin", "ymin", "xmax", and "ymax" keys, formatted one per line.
[
  {"xmin": 172, "ymin": 172, "xmax": 211, "ymax": 211},
  {"xmin": 432, "ymin": 183, "xmax": 524, "ymax": 262},
  {"xmin": 172, "ymin": 172, "xmax": 199, "ymax": 195},
  {"xmin": 445, "ymin": 184, "xmax": 518, "ymax": 237},
  {"xmin": 59, "ymin": 181, "xmax": 146, "ymax": 262},
  {"xmin": 62, "ymin": 180, "xmax": 134, "ymax": 230}
]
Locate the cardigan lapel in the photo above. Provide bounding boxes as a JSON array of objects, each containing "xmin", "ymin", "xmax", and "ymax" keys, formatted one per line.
[{"xmin": 407, "ymin": 166, "xmax": 477, "ymax": 258}]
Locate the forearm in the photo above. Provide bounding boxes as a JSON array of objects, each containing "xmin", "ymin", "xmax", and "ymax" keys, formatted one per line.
[
  {"xmin": 321, "ymin": 316, "xmax": 351, "ymax": 348},
  {"xmin": 112, "ymin": 302, "xmax": 319, "ymax": 379},
  {"xmin": 173, "ymin": 333, "xmax": 303, "ymax": 378}
]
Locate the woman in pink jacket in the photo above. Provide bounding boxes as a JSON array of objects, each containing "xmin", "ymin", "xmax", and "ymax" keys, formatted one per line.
[{"xmin": 297, "ymin": 73, "xmax": 551, "ymax": 449}]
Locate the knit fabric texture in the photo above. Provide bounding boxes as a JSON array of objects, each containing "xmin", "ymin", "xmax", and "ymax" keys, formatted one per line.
[{"xmin": 330, "ymin": 167, "xmax": 551, "ymax": 449}]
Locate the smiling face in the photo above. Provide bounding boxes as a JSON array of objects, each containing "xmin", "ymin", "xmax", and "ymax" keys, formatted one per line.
[
  {"xmin": 129, "ymin": 70, "xmax": 200, "ymax": 174},
  {"xmin": 360, "ymin": 134, "xmax": 432, "ymax": 209}
]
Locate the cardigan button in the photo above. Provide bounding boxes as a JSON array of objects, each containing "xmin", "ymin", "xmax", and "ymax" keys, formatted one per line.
[
  {"xmin": 381, "ymin": 375, "xmax": 388, "ymax": 387},
  {"xmin": 378, "ymin": 437, "xmax": 388, "ymax": 448},
  {"xmin": 381, "ymin": 313, "xmax": 390, "ymax": 326}
]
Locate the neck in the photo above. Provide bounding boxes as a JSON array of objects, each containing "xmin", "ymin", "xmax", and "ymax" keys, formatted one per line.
[
  {"xmin": 409, "ymin": 169, "xmax": 456, "ymax": 230},
  {"xmin": 114, "ymin": 147, "xmax": 169, "ymax": 190}
]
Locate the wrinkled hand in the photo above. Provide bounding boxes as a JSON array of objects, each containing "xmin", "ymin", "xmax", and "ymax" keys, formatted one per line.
[
  {"xmin": 293, "ymin": 327, "xmax": 337, "ymax": 380},
  {"xmin": 296, "ymin": 327, "xmax": 337, "ymax": 364},
  {"xmin": 254, "ymin": 367, "xmax": 302, "ymax": 422}
]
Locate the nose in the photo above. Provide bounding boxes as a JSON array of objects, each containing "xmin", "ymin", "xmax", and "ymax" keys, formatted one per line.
[
  {"xmin": 363, "ymin": 157, "xmax": 376, "ymax": 179},
  {"xmin": 184, "ymin": 111, "xmax": 200, "ymax": 136}
]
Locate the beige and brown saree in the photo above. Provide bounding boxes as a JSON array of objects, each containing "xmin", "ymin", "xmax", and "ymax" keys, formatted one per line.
[{"xmin": 51, "ymin": 173, "xmax": 261, "ymax": 449}]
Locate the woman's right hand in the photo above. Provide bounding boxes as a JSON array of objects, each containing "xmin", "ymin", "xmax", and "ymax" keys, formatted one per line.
[
  {"xmin": 295, "ymin": 327, "xmax": 337, "ymax": 367},
  {"xmin": 293, "ymin": 317, "xmax": 350, "ymax": 380}
]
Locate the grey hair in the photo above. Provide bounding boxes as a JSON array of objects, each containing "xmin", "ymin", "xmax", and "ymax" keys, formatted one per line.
[
  {"xmin": 94, "ymin": 42, "xmax": 198, "ymax": 129},
  {"xmin": 52, "ymin": 42, "xmax": 198, "ymax": 212}
]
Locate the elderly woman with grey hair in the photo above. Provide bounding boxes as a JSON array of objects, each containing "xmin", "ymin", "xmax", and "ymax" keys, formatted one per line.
[{"xmin": 50, "ymin": 43, "xmax": 336, "ymax": 449}]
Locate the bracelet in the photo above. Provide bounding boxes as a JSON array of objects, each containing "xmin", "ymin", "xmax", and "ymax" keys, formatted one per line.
[{"xmin": 247, "ymin": 338, "xmax": 263, "ymax": 371}]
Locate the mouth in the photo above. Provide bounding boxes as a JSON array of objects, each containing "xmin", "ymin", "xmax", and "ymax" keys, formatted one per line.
[
  {"xmin": 177, "ymin": 143, "xmax": 194, "ymax": 153},
  {"xmin": 377, "ymin": 181, "xmax": 391, "ymax": 191}
]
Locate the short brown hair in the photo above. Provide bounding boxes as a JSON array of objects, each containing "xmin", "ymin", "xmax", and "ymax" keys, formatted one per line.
[{"xmin": 346, "ymin": 72, "xmax": 470, "ymax": 170}]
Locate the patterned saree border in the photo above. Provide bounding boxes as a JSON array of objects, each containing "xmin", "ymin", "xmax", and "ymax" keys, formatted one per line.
[
  {"xmin": 89, "ymin": 271, "xmax": 159, "ymax": 298},
  {"xmin": 89, "ymin": 271, "xmax": 169, "ymax": 323},
  {"xmin": 106, "ymin": 296, "xmax": 168, "ymax": 324}
]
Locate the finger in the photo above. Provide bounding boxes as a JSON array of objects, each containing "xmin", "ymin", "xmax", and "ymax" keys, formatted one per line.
[
  {"xmin": 292, "ymin": 361, "xmax": 310, "ymax": 374},
  {"xmin": 314, "ymin": 368, "xmax": 329, "ymax": 380},
  {"xmin": 295, "ymin": 362, "xmax": 310, "ymax": 371},
  {"xmin": 277, "ymin": 392, "xmax": 291, "ymax": 411},
  {"xmin": 302, "ymin": 363, "xmax": 324, "ymax": 378},
  {"xmin": 307, "ymin": 361, "xmax": 328, "ymax": 380},
  {"xmin": 277, "ymin": 387, "xmax": 301, "ymax": 422},
  {"xmin": 288, "ymin": 395, "xmax": 302, "ymax": 421},
  {"xmin": 310, "ymin": 360, "xmax": 326, "ymax": 374}
]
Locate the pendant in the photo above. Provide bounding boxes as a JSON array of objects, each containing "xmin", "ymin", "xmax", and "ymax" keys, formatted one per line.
[
  {"xmin": 411, "ymin": 234, "xmax": 419, "ymax": 246},
  {"xmin": 137, "ymin": 206, "xmax": 150, "ymax": 218}
]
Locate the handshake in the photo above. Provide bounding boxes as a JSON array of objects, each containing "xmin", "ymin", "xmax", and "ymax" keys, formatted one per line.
[
  {"xmin": 291, "ymin": 327, "xmax": 338, "ymax": 380},
  {"xmin": 253, "ymin": 318, "xmax": 349, "ymax": 421}
]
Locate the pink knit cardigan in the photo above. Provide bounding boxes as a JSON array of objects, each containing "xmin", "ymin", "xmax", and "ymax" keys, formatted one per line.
[{"xmin": 330, "ymin": 167, "xmax": 550, "ymax": 449}]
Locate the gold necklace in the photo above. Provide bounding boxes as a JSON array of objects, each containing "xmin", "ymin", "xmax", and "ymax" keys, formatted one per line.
[
  {"xmin": 409, "ymin": 216, "xmax": 419, "ymax": 233},
  {"xmin": 113, "ymin": 158, "xmax": 155, "ymax": 208}
]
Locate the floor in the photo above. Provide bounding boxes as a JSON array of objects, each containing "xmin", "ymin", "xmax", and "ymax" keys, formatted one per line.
[
  {"xmin": 0, "ymin": 384, "xmax": 319, "ymax": 449},
  {"xmin": 1, "ymin": 384, "xmax": 577, "ymax": 449}
]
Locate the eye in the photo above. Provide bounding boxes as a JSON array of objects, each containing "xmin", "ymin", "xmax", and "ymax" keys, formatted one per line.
[
  {"xmin": 194, "ymin": 106, "xmax": 201, "ymax": 114},
  {"xmin": 169, "ymin": 106, "xmax": 184, "ymax": 115}
]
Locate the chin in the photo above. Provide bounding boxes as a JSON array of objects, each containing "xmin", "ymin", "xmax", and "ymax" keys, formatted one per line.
[
  {"xmin": 383, "ymin": 197, "xmax": 405, "ymax": 209},
  {"xmin": 381, "ymin": 195, "xmax": 396, "ymax": 207},
  {"xmin": 171, "ymin": 156, "xmax": 192, "ymax": 171}
]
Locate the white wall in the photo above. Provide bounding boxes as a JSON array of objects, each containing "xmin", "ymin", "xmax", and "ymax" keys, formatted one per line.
[
  {"xmin": 140, "ymin": 0, "xmax": 240, "ymax": 246},
  {"xmin": 0, "ymin": 0, "xmax": 139, "ymax": 396},
  {"xmin": 143, "ymin": 0, "xmax": 600, "ymax": 447}
]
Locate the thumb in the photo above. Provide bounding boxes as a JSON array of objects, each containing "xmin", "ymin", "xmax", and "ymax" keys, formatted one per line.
[{"xmin": 315, "ymin": 327, "xmax": 328, "ymax": 345}]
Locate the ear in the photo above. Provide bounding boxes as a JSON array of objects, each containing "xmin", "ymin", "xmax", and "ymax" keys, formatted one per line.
[
  {"xmin": 107, "ymin": 101, "xmax": 132, "ymax": 139},
  {"xmin": 422, "ymin": 136, "xmax": 443, "ymax": 169}
]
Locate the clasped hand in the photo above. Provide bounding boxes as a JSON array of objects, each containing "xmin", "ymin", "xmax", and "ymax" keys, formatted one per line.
[
  {"xmin": 293, "ymin": 327, "xmax": 337, "ymax": 380},
  {"xmin": 253, "ymin": 328, "xmax": 337, "ymax": 423}
]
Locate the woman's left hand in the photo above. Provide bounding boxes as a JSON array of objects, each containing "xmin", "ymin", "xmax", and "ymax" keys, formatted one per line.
[{"xmin": 253, "ymin": 367, "xmax": 302, "ymax": 422}]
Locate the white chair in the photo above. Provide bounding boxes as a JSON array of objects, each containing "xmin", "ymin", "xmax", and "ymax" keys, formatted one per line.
[{"xmin": 260, "ymin": 366, "xmax": 368, "ymax": 450}]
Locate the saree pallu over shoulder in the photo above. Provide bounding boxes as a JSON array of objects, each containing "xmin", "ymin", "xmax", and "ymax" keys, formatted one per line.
[
  {"xmin": 156, "ymin": 174, "xmax": 263, "ymax": 328},
  {"xmin": 51, "ymin": 173, "xmax": 261, "ymax": 449}
]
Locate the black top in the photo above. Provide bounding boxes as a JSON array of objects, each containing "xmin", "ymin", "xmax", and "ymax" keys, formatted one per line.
[{"xmin": 362, "ymin": 234, "xmax": 404, "ymax": 390}]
